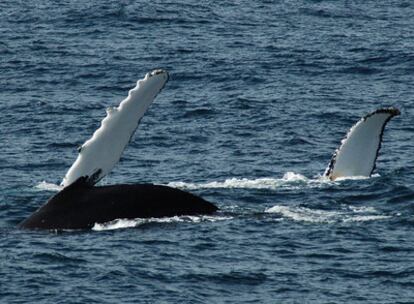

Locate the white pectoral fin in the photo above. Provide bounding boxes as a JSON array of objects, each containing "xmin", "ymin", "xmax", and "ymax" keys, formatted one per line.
[
  {"xmin": 61, "ymin": 69, "xmax": 169, "ymax": 187},
  {"xmin": 324, "ymin": 108, "xmax": 400, "ymax": 181}
]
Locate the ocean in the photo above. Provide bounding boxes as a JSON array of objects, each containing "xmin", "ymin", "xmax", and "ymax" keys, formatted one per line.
[{"xmin": 1, "ymin": 1, "xmax": 414, "ymax": 303}]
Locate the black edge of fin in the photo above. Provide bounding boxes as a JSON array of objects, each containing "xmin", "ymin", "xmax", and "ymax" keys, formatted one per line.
[
  {"xmin": 66, "ymin": 176, "xmax": 93, "ymax": 190},
  {"xmin": 86, "ymin": 169, "xmax": 103, "ymax": 186}
]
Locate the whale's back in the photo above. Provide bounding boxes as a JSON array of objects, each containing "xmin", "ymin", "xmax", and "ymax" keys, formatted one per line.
[{"xmin": 20, "ymin": 178, "xmax": 217, "ymax": 230}]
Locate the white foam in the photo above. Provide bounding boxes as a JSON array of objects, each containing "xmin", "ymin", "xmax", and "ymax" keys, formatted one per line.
[
  {"xmin": 333, "ymin": 174, "xmax": 382, "ymax": 182},
  {"xmin": 265, "ymin": 205, "xmax": 339, "ymax": 223},
  {"xmin": 348, "ymin": 206, "xmax": 377, "ymax": 213},
  {"xmin": 265, "ymin": 204, "xmax": 390, "ymax": 224},
  {"xmin": 343, "ymin": 215, "xmax": 391, "ymax": 222},
  {"xmin": 92, "ymin": 215, "xmax": 232, "ymax": 231},
  {"xmin": 35, "ymin": 181, "xmax": 63, "ymax": 192},
  {"xmin": 167, "ymin": 172, "xmax": 330, "ymax": 190},
  {"xmin": 281, "ymin": 171, "xmax": 308, "ymax": 181},
  {"xmin": 92, "ymin": 218, "xmax": 143, "ymax": 231}
]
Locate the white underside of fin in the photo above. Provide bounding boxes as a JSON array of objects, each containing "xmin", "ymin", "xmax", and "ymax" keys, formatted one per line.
[
  {"xmin": 61, "ymin": 70, "xmax": 169, "ymax": 187},
  {"xmin": 324, "ymin": 108, "xmax": 399, "ymax": 181}
]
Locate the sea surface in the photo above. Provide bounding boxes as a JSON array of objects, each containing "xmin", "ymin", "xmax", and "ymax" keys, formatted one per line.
[{"xmin": 1, "ymin": 1, "xmax": 414, "ymax": 303}]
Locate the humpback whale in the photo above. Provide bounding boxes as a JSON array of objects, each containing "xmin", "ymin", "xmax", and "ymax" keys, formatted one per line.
[
  {"xmin": 20, "ymin": 177, "xmax": 217, "ymax": 230},
  {"xmin": 20, "ymin": 69, "xmax": 218, "ymax": 230},
  {"xmin": 324, "ymin": 108, "xmax": 400, "ymax": 181}
]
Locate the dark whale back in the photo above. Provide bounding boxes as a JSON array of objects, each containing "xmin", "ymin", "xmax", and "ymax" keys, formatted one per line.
[{"xmin": 20, "ymin": 177, "xmax": 218, "ymax": 230}]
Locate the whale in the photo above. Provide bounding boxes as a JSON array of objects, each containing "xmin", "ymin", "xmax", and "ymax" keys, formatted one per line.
[
  {"xmin": 20, "ymin": 69, "xmax": 218, "ymax": 230},
  {"xmin": 19, "ymin": 176, "xmax": 217, "ymax": 230},
  {"xmin": 324, "ymin": 108, "xmax": 400, "ymax": 181}
]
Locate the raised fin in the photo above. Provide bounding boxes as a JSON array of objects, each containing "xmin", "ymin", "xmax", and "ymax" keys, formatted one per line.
[
  {"xmin": 61, "ymin": 69, "xmax": 169, "ymax": 187},
  {"xmin": 324, "ymin": 107, "xmax": 400, "ymax": 181}
]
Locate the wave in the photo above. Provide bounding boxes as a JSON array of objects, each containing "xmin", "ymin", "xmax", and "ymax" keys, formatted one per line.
[
  {"xmin": 35, "ymin": 172, "xmax": 380, "ymax": 193},
  {"xmin": 168, "ymin": 173, "xmax": 382, "ymax": 191},
  {"xmin": 92, "ymin": 215, "xmax": 232, "ymax": 231},
  {"xmin": 167, "ymin": 172, "xmax": 332, "ymax": 190},
  {"xmin": 265, "ymin": 205, "xmax": 391, "ymax": 223}
]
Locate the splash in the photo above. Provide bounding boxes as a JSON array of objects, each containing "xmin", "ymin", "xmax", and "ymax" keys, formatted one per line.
[
  {"xmin": 265, "ymin": 204, "xmax": 391, "ymax": 223},
  {"xmin": 92, "ymin": 215, "xmax": 232, "ymax": 231}
]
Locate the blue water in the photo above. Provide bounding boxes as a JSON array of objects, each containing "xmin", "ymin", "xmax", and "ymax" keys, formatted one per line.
[{"xmin": 1, "ymin": 1, "xmax": 414, "ymax": 303}]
